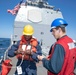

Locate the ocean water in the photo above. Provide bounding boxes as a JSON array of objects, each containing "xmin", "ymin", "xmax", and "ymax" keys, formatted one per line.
[
  {"xmin": 0, "ymin": 38, "xmax": 10, "ymax": 59},
  {"xmin": 0, "ymin": 38, "xmax": 11, "ymax": 71}
]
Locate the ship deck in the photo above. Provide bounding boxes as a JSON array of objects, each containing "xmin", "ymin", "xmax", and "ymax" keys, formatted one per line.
[{"xmin": 8, "ymin": 56, "xmax": 47, "ymax": 75}]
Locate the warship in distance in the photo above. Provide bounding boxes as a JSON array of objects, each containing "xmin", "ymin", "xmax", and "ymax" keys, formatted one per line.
[{"xmin": 3, "ymin": 0, "xmax": 63, "ymax": 74}]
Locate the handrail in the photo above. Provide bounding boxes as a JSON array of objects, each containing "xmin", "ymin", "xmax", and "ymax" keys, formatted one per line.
[{"xmin": 3, "ymin": 35, "xmax": 13, "ymax": 61}]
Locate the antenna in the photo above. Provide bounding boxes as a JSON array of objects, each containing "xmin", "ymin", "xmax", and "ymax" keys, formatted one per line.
[{"xmin": 26, "ymin": 0, "xmax": 48, "ymax": 2}]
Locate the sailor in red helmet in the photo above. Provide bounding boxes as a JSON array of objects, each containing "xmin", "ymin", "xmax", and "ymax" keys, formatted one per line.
[
  {"xmin": 37, "ymin": 18, "xmax": 76, "ymax": 75},
  {"xmin": 8, "ymin": 25, "xmax": 42, "ymax": 75}
]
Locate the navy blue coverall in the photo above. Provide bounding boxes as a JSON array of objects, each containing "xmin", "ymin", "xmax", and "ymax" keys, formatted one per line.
[
  {"xmin": 8, "ymin": 41, "xmax": 42, "ymax": 75},
  {"xmin": 42, "ymin": 44, "xmax": 65, "ymax": 74}
]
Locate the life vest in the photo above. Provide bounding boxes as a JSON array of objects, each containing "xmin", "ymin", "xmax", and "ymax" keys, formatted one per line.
[
  {"xmin": 16, "ymin": 35, "xmax": 38, "ymax": 61},
  {"xmin": 1, "ymin": 59, "xmax": 12, "ymax": 75},
  {"xmin": 48, "ymin": 36, "xmax": 76, "ymax": 75}
]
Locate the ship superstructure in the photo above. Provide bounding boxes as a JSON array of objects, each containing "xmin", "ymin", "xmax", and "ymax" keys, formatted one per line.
[{"xmin": 12, "ymin": 0, "xmax": 63, "ymax": 55}]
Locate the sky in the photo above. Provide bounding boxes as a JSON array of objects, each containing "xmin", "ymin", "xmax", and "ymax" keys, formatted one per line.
[{"xmin": 0, "ymin": 0, "xmax": 76, "ymax": 40}]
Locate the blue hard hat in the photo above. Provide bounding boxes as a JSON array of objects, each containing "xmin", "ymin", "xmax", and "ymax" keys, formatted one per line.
[{"xmin": 50, "ymin": 18, "xmax": 68, "ymax": 32}]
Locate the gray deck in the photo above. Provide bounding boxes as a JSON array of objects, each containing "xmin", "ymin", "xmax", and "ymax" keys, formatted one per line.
[{"xmin": 8, "ymin": 57, "xmax": 47, "ymax": 75}]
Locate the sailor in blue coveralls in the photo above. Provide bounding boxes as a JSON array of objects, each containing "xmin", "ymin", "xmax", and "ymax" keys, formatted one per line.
[{"xmin": 8, "ymin": 25, "xmax": 42, "ymax": 75}]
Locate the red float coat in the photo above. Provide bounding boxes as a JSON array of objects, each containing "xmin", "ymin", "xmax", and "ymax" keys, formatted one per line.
[
  {"xmin": 48, "ymin": 36, "xmax": 76, "ymax": 75},
  {"xmin": 16, "ymin": 35, "xmax": 38, "ymax": 61}
]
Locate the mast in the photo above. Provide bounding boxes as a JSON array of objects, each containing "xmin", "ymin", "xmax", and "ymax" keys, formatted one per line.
[{"xmin": 26, "ymin": 0, "xmax": 54, "ymax": 9}]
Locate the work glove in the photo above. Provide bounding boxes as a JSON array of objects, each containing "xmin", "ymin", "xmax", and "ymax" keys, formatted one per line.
[
  {"xmin": 14, "ymin": 48, "xmax": 24, "ymax": 54},
  {"xmin": 14, "ymin": 48, "xmax": 33, "ymax": 55},
  {"xmin": 25, "ymin": 49, "xmax": 33, "ymax": 55}
]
